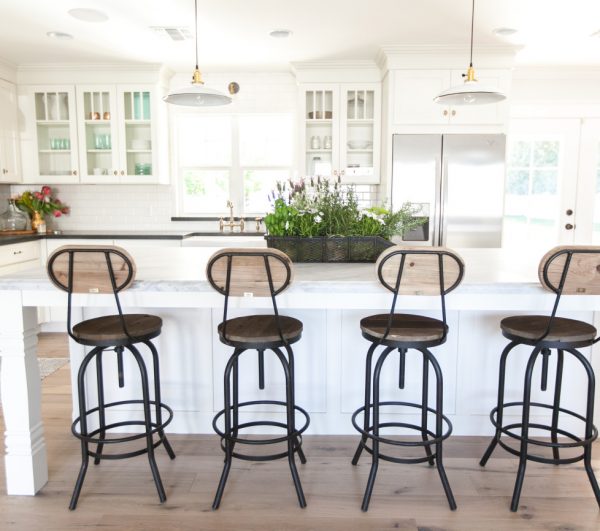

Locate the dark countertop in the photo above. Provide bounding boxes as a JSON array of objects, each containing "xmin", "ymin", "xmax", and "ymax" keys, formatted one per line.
[{"xmin": 0, "ymin": 230, "xmax": 266, "ymax": 246}]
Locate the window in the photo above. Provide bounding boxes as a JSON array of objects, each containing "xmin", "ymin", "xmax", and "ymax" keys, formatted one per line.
[
  {"xmin": 175, "ymin": 113, "xmax": 294, "ymax": 216},
  {"xmin": 503, "ymin": 137, "xmax": 561, "ymax": 248}
]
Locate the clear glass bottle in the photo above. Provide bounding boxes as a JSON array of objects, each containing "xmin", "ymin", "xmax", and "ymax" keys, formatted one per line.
[{"xmin": 0, "ymin": 199, "xmax": 28, "ymax": 231}]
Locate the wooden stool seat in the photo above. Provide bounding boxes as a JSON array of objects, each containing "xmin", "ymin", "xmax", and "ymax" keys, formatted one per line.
[
  {"xmin": 360, "ymin": 313, "xmax": 447, "ymax": 343},
  {"xmin": 72, "ymin": 314, "xmax": 162, "ymax": 346},
  {"xmin": 501, "ymin": 315, "xmax": 596, "ymax": 344},
  {"xmin": 218, "ymin": 315, "xmax": 302, "ymax": 346}
]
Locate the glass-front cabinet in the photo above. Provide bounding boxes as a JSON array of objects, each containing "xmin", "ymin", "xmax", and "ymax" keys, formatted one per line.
[
  {"xmin": 21, "ymin": 83, "xmax": 163, "ymax": 184},
  {"xmin": 301, "ymin": 83, "xmax": 380, "ymax": 184},
  {"xmin": 76, "ymin": 86, "xmax": 157, "ymax": 183},
  {"xmin": 31, "ymin": 87, "xmax": 79, "ymax": 183}
]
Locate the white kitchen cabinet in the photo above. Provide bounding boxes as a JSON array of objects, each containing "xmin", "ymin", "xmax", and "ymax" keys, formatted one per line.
[
  {"xmin": 0, "ymin": 240, "xmax": 41, "ymax": 274},
  {"xmin": 20, "ymin": 83, "xmax": 167, "ymax": 185},
  {"xmin": 20, "ymin": 86, "xmax": 79, "ymax": 184},
  {"xmin": 392, "ymin": 69, "xmax": 510, "ymax": 126},
  {"xmin": 76, "ymin": 85, "xmax": 163, "ymax": 184},
  {"xmin": 0, "ymin": 79, "xmax": 22, "ymax": 183},
  {"xmin": 300, "ymin": 83, "xmax": 381, "ymax": 184}
]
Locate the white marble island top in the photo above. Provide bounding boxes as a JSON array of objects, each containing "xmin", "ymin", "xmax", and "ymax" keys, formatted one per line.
[{"xmin": 0, "ymin": 247, "xmax": 594, "ymax": 311}]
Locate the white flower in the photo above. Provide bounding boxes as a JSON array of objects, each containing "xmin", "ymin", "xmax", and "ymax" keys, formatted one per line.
[
  {"xmin": 314, "ymin": 215, "xmax": 322, "ymax": 223},
  {"xmin": 285, "ymin": 221, "xmax": 289, "ymax": 230}
]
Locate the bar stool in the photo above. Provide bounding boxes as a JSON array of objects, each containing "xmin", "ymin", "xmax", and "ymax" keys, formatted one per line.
[
  {"xmin": 351, "ymin": 246, "xmax": 464, "ymax": 511},
  {"xmin": 480, "ymin": 246, "xmax": 600, "ymax": 512},
  {"xmin": 206, "ymin": 248, "xmax": 309, "ymax": 510},
  {"xmin": 47, "ymin": 245, "xmax": 176, "ymax": 510}
]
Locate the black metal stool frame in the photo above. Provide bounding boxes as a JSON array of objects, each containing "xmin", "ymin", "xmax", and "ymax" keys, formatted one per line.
[
  {"xmin": 480, "ymin": 247, "xmax": 600, "ymax": 512},
  {"xmin": 352, "ymin": 248, "xmax": 464, "ymax": 512},
  {"xmin": 47, "ymin": 247, "xmax": 176, "ymax": 510},
  {"xmin": 206, "ymin": 250, "xmax": 309, "ymax": 510}
]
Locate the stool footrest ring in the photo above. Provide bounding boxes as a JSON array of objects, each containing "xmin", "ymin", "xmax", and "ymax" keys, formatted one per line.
[
  {"xmin": 212, "ymin": 400, "xmax": 310, "ymax": 462},
  {"xmin": 71, "ymin": 399, "xmax": 174, "ymax": 445}
]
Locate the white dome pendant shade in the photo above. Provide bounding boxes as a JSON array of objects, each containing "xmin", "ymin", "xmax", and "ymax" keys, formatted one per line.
[
  {"xmin": 434, "ymin": 0, "xmax": 505, "ymax": 106},
  {"xmin": 163, "ymin": 0, "xmax": 231, "ymax": 107}
]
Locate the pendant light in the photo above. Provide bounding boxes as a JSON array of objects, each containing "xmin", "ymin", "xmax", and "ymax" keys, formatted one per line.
[
  {"xmin": 163, "ymin": 0, "xmax": 232, "ymax": 106},
  {"xmin": 434, "ymin": 0, "xmax": 505, "ymax": 106}
]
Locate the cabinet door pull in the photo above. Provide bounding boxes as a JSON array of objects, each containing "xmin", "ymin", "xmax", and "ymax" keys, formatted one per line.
[
  {"xmin": 565, "ymin": 223, "xmax": 574, "ymax": 230},
  {"xmin": 13, "ymin": 250, "xmax": 22, "ymax": 255},
  {"xmin": 2, "ymin": 169, "xmax": 7, "ymax": 174},
  {"xmin": 120, "ymin": 170, "xmax": 125, "ymax": 176},
  {"xmin": 114, "ymin": 170, "xmax": 118, "ymax": 176},
  {"xmin": 451, "ymin": 109, "xmax": 456, "ymax": 116},
  {"xmin": 443, "ymin": 109, "xmax": 448, "ymax": 116},
  {"xmin": 72, "ymin": 170, "xmax": 77, "ymax": 176}
]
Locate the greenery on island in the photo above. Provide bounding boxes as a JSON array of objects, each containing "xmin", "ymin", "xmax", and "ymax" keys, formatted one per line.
[{"xmin": 264, "ymin": 177, "xmax": 425, "ymax": 240}]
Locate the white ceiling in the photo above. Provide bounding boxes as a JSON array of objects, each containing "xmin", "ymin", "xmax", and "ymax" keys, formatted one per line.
[{"xmin": 2, "ymin": 0, "xmax": 600, "ymax": 71}]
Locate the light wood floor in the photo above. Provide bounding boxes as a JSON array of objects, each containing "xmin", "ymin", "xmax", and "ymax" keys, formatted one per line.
[{"xmin": 0, "ymin": 333, "xmax": 599, "ymax": 530}]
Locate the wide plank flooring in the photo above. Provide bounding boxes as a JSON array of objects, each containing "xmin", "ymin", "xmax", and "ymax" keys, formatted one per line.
[{"xmin": 0, "ymin": 333, "xmax": 598, "ymax": 530}]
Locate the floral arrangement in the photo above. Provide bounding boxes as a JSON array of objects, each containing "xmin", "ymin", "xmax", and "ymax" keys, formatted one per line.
[
  {"xmin": 264, "ymin": 177, "xmax": 424, "ymax": 240},
  {"xmin": 15, "ymin": 186, "xmax": 69, "ymax": 218}
]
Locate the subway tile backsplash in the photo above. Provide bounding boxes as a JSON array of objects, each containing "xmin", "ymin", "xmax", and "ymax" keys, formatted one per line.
[{"xmin": 7, "ymin": 183, "xmax": 381, "ymax": 232}]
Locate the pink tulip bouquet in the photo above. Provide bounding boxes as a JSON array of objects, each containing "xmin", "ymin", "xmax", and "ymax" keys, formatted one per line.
[{"xmin": 15, "ymin": 186, "xmax": 70, "ymax": 218}]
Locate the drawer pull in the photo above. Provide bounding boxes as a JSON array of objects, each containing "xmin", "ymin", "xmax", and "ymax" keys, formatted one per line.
[{"xmin": 13, "ymin": 250, "xmax": 22, "ymax": 255}]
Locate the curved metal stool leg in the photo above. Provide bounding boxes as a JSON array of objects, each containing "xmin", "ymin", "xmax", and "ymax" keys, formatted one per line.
[
  {"xmin": 510, "ymin": 346, "xmax": 542, "ymax": 512},
  {"xmin": 144, "ymin": 340, "xmax": 176, "ymax": 460},
  {"xmin": 127, "ymin": 344, "xmax": 167, "ymax": 503},
  {"xmin": 420, "ymin": 349, "xmax": 435, "ymax": 466},
  {"xmin": 361, "ymin": 346, "xmax": 394, "ymax": 512},
  {"xmin": 69, "ymin": 347, "xmax": 102, "ymax": 510},
  {"xmin": 274, "ymin": 347, "xmax": 306, "ymax": 508},
  {"xmin": 352, "ymin": 342, "xmax": 378, "ymax": 466},
  {"xmin": 422, "ymin": 348, "xmax": 457, "ymax": 511},
  {"xmin": 212, "ymin": 348, "xmax": 244, "ymax": 510},
  {"xmin": 284, "ymin": 344, "xmax": 307, "ymax": 465},
  {"xmin": 480, "ymin": 341, "xmax": 519, "ymax": 467},
  {"xmin": 566, "ymin": 348, "xmax": 600, "ymax": 508},
  {"xmin": 93, "ymin": 350, "xmax": 106, "ymax": 465}
]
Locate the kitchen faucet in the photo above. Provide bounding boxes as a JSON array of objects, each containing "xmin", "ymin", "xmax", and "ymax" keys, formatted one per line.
[{"xmin": 219, "ymin": 200, "xmax": 245, "ymax": 232}]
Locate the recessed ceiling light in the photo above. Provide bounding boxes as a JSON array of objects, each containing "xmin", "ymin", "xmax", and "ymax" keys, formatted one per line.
[
  {"xmin": 67, "ymin": 8, "xmax": 109, "ymax": 23},
  {"xmin": 492, "ymin": 27, "xmax": 518, "ymax": 37},
  {"xmin": 269, "ymin": 29, "xmax": 293, "ymax": 39},
  {"xmin": 46, "ymin": 31, "xmax": 74, "ymax": 40}
]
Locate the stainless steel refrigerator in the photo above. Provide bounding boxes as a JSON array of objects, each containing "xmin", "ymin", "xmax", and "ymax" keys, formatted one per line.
[{"xmin": 391, "ymin": 134, "xmax": 506, "ymax": 247}]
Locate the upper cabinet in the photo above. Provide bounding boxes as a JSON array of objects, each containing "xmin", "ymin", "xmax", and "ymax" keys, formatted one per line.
[
  {"xmin": 300, "ymin": 83, "xmax": 381, "ymax": 184},
  {"xmin": 76, "ymin": 85, "xmax": 160, "ymax": 183},
  {"xmin": 392, "ymin": 69, "xmax": 510, "ymax": 126},
  {"xmin": 20, "ymin": 82, "xmax": 167, "ymax": 184},
  {"xmin": 0, "ymin": 79, "xmax": 22, "ymax": 183}
]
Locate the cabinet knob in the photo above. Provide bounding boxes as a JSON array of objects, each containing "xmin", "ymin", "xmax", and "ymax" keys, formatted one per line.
[
  {"xmin": 72, "ymin": 170, "xmax": 77, "ymax": 176},
  {"xmin": 120, "ymin": 170, "xmax": 125, "ymax": 176},
  {"xmin": 451, "ymin": 109, "xmax": 456, "ymax": 116},
  {"xmin": 114, "ymin": 170, "xmax": 118, "ymax": 176},
  {"xmin": 565, "ymin": 223, "xmax": 574, "ymax": 230},
  {"xmin": 2, "ymin": 168, "xmax": 7, "ymax": 174},
  {"xmin": 443, "ymin": 109, "xmax": 448, "ymax": 116},
  {"xmin": 566, "ymin": 209, "xmax": 573, "ymax": 216}
]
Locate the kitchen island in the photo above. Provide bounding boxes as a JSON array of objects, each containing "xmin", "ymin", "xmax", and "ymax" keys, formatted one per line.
[{"xmin": 0, "ymin": 247, "xmax": 599, "ymax": 496}]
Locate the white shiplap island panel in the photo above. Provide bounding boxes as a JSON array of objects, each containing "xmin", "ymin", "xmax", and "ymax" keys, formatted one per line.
[{"xmin": 0, "ymin": 247, "xmax": 599, "ymax": 496}]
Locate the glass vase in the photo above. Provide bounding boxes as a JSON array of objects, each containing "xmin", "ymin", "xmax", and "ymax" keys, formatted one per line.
[{"xmin": 0, "ymin": 199, "xmax": 28, "ymax": 231}]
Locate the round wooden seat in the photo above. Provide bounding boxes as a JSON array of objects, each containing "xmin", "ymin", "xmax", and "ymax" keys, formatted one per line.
[
  {"xmin": 72, "ymin": 314, "xmax": 162, "ymax": 347},
  {"xmin": 500, "ymin": 315, "xmax": 596, "ymax": 344},
  {"xmin": 218, "ymin": 315, "xmax": 302, "ymax": 347},
  {"xmin": 360, "ymin": 313, "xmax": 447, "ymax": 344}
]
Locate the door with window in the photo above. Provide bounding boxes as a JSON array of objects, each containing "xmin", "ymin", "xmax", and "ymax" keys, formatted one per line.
[{"xmin": 503, "ymin": 119, "xmax": 581, "ymax": 250}]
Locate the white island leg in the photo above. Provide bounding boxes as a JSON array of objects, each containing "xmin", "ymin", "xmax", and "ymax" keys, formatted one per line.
[{"xmin": 0, "ymin": 291, "xmax": 47, "ymax": 495}]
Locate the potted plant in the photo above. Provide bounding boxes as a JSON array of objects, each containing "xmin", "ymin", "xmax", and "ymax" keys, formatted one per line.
[
  {"xmin": 264, "ymin": 177, "xmax": 425, "ymax": 262},
  {"xmin": 15, "ymin": 186, "xmax": 69, "ymax": 231}
]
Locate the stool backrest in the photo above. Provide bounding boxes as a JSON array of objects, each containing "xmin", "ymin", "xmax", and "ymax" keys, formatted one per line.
[
  {"xmin": 206, "ymin": 248, "xmax": 293, "ymax": 345},
  {"xmin": 47, "ymin": 245, "xmax": 136, "ymax": 342},
  {"xmin": 206, "ymin": 248, "xmax": 293, "ymax": 297},
  {"xmin": 375, "ymin": 246, "xmax": 465, "ymax": 342},
  {"xmin": 539, "ymin": 246, "xmax": 600, "ymax": 295}
]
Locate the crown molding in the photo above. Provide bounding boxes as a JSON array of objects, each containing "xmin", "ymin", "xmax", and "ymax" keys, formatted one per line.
[
  {"xmin": 512, "ymin": 65, "xmax": 600, "ymax": 80},
  {"xmin": 0, "ymin": 56, "xmax": 18, "ymax": 83},
  {"xmin": 17, "ymin": 62, "xmax": 164, "ymax": 73}
]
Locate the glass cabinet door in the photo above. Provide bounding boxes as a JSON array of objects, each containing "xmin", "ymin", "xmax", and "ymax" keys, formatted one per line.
[
  {"xmin": 34, "ymin": 88, "xmax": 78, "ymax": 179},
  {"xmin": 77, "ymin": 87, "xmax": 120, "ymax": 182},
  {"xmin": 118, "ymin": 88, "xmax": 155, "ymax": 179},
  {"xmin": 341, "ymin": 87, "xmax": 376, "ymax": 183},
  {"xmin": 304, "ymin": 88, "xmax": 337, "ymax": 178}
]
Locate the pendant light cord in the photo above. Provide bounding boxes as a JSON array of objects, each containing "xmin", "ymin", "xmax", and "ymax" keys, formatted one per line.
[
  {"xmin": 194, "ymin": 0, "xmax": 199, "ymax": 69},
  {"xmin": 469, "ymin": 0, "xmax": 475, "ymax": 67}
]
